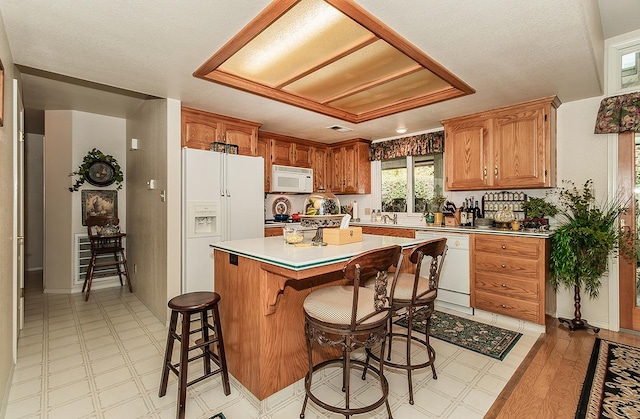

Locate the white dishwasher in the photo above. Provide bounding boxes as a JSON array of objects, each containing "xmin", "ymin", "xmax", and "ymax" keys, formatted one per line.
[{"xmin": 415, "ymin": 231, "xmax": 472, "ymax": 314}]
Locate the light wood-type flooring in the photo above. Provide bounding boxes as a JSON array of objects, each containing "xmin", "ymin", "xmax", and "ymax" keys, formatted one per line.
[{"xmin": 487, "ymin": 315, "xmax": 640, "ymax": 418}]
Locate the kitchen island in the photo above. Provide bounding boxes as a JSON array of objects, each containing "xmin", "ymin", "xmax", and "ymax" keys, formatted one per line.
[{"xmin": 210, "ymin": 234, "xmax": 425, "ymax": 400}]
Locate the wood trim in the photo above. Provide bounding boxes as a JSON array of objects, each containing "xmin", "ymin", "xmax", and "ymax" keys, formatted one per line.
[
  {"xmin": 618, "ymin": 131, "xmax": 635, "ymax": 329},
  {"xmin": 441, "ymin": 96, "xmax": 561, "ymax": 125},
  {"xmin": 193, "ymin": 0, "xmax": 299, "ymax": 76},
  {"xmin": 325, "ymin": 0, "xmax": 475, "ymax": 95},
  {"xmin": 275, "ymin": 34, "xmax": 378, "ymax": 90}
]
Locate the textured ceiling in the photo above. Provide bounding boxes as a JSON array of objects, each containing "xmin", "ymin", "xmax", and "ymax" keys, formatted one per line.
[{"xmin": 2, "ymin": 0, "xmax": 638, "ymax": 143}]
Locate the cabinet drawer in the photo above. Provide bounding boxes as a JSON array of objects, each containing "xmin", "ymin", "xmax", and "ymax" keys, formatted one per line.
[
  {"xmin": 474, "ymin": 235, "xmax": 540, "ymax": 259},
  {"xmin": 474, "ymin": 272, "xmax": 538, "ymax": 301},
  {"xmin": 474, "ymin": 253, "xmax": 538, "ymax": 278},
  {"xmin": 474, "ymin": 290, "xmax": 540, "ymax": 323}
]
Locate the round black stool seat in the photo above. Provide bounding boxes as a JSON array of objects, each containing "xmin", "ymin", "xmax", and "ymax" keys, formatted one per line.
[
  {"xmin": 168, "ymin": 291, "xmax": 220, "ymax": 312},
  {"xmin": 159, "ymin": 291, "xmax": 230, "ymax": 419}
]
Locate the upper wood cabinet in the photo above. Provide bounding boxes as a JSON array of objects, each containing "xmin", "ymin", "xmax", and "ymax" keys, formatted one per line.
[
  {"xmin": 260, "ymin": 132, "xmax": 313, "ymax": 168},
  {"xmin": 257, "ymin": 137, "xmax": 271, "ymax": 192},
  {"xmin": 441, "ymin": 96, "xmax": 560, "ymax": 191},
  {"xmin": 182, "ymin": 107, "xmax": 261, "ymax": 156},
  {"xmin": 311, "ymin": 146, "xmax": 331, "ymax": 192},
  {"xmin": 330, "ymin": 139, "xmax": 371, "ymax": 194}
]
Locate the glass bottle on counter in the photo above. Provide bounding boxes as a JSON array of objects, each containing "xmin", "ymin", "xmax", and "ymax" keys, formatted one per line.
[
  {"xmin": 474, "ymin": 200, "xmax": 482, "ymax": 220},
  {"xmin": 466, "ymin": 197, "xmax": 475, "ymax": 226}
]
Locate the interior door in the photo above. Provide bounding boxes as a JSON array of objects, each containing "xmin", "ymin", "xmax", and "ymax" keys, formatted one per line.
[
  {"xmin": 618, "ymin": 131, "xmax": 640, "ymax": 331},
  {"xmin": 13, "ymin": 78, "xmax": 25, "ymax": 362}
]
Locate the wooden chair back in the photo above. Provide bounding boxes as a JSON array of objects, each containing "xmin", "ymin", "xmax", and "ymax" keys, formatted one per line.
[{"xmin": 342, "ymin": 244, "xmax": 403, "ymax": 329}]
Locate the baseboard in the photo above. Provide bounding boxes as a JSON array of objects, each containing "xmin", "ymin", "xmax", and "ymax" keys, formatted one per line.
[{"xmin": 472, "ymin": 309, "xmax": 546, "ymax": 335}]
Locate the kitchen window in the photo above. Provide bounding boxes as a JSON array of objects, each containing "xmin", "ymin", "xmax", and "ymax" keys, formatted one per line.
[{"xmin": 381, "ymin": 154, "xmax": 443, "ymax": 214}]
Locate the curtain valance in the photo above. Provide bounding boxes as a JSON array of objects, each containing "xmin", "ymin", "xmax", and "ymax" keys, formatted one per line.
[
  {"xmin": 369, "ymin": 130, "xmax": 444, "ymax": 161},
  {"xmin": 594, "ymin": 91, "xmax": 640, "ymax": 134}
]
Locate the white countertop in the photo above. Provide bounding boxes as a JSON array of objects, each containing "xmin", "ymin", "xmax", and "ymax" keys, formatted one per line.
[
  {"xmin": 211, "ymin": 234, "xmax": 425, "ymax": 271},
  {"xmin": 349, "ymin": 221, "xmax": 553, "ymax": 238}
]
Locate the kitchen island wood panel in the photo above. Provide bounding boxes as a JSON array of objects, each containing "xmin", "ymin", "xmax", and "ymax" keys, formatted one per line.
[{"xmin": 211, "ymin": 235, "xmax": 424, "ymax": 400}]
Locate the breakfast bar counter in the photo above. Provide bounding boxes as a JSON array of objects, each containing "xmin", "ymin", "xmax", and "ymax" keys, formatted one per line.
[{"xmin": 210, "ymin": 234, "xmax": 424, "ymax": 400}]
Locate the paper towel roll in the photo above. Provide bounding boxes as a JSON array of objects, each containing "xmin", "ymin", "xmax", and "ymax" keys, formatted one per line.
[{"xmin": 352, "ymin": 202, "xmax": 358, "ymax": 219}]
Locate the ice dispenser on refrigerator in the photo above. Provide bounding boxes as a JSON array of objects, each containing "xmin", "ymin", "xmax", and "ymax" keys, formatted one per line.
[{"xmin": 187, "ymin": 202, "xmax": 220, "ymax": 238}]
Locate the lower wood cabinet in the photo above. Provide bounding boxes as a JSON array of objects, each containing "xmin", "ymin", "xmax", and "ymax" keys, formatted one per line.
[
  {"xmin": 360, "ymin": 226, "xmax": 415, "ymax": 238},
  {"xmin": 264, "ymin": 227, "xmax": 283, "ymax": 237},
  {"xmin": 470, "ymin": 234, "xmax": 554, "ymax": 325}
]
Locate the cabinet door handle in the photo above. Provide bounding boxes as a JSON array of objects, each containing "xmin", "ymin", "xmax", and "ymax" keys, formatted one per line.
[
  {"xmin": 501, "ymin": 283, "xmax": 507, "ymax": 287},
  {"xmin": 501, "ymin": 245, "xmax": 507, "ymax": 249},
  {"xmin": 494, "ymin": 165, "xmax": 498, "ymax": 178},
  {"xmin": 501, "ymin": 264, "xmax": 506, "ymax": 268},
  {"xmin": 483, "ymin": 166, "xmax": 487, "ymax": 179},
  {"xmin": 501, "ymin": 304, "xmax": 507, "ymax": 308}
]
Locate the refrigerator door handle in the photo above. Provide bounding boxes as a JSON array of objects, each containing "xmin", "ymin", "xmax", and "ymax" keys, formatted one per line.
[
  {"xmin": 225, "ymin": 152, "xmax": 231, "ymax": 197},
  {"xmin": 220, "ymin": 151, "xmax": 225, "ymax": 197}
]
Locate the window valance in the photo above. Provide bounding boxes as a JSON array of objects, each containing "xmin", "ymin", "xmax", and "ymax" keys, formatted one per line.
[
  {"xmin": 369, "ymin": 130, "xmax": 444, "ymax": 161},
  {"xmin": 594, "ymin": 92, "xmax": 640, "ymax": 134}
]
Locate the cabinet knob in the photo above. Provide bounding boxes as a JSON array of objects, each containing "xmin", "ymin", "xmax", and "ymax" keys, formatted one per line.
[
  {"xmin": 494, "ymin": 165, "xmax": 498, "ymax": 178},
  {"xmin": 501, "ymin": 304, "xmax": 507, "ymax": 308},
  {"xmin": 483, "ymin": 166, "xmax": 487, "ymax": 179},
  {"xmin": 501, "ymin": 264, "xmax": 506, "ymax": 268},
  {"xmin": 501, "ymin": 283, "xmax": 507, "ymax": 287},
  {"xmin": 501, "ymin": 245, "xmax": 507, "ymax": 249}
]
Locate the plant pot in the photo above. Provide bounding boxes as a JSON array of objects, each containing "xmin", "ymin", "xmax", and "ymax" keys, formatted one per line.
[{"xmin": 433, "ymin": 212, "xmax": 444, "ymax": 225}]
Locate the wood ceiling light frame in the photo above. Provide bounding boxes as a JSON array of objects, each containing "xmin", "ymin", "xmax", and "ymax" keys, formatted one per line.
[{"xmin": 194, "ymin": 0, "xmax": 475, "ymax": 124}]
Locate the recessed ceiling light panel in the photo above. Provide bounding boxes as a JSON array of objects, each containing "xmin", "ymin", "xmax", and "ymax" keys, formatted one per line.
[{"xmin": 194, "ymin": 0, "xmax": 474, "ymax": 123}]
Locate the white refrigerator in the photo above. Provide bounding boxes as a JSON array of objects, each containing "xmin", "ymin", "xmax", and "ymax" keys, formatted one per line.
[{"xmin": 182, "ymin": 148, "xmax": 264, "ymax": 293}]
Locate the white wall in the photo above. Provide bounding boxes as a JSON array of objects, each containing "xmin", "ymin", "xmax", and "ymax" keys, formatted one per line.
[
  {"xmin": 25, "ymin": 133, "xmax": 43, "ymax": 271},
  {"xmin": 0, "ymin": 15, "xmax": 17, "ymax": 417},
  {"xmin": 549, "ymin": 96, "xmax": 611, "ymax": 326},
  {"xmin": 44, "ymin": 110, "xmax": 127, "ymax": 293}
]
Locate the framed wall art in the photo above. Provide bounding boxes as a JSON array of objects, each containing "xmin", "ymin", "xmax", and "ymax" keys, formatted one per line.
[{"xmin": 81, "ymin": 189, "xmax": 118, "ymax": 226}]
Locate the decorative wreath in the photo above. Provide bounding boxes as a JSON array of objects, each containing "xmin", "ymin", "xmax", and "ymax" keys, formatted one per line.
[{"xmin": 69, "ymin": 148, "xmax": 124, "ymax": 192}]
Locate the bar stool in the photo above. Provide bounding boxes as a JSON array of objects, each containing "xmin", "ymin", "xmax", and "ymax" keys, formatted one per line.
[
  {"xmin": 159, "ymin": 291, "xmax": 231, "ymax": 419},
  {"xmin": 300, "ymin": 245, "xmax": 402, "ymax": 419},
  {"xmin": 363, "ymin": 238, "xmax": 447, "ymax": 404}
]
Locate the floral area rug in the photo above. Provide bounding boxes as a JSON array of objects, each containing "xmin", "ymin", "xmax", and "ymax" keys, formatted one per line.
[
  {"xmin": 394, "ymin": 309, "xmax": 522, "ymax": 360},
  {"xmin": 575, "ymin": 338, "xmax": 640, "ymax": 418}
]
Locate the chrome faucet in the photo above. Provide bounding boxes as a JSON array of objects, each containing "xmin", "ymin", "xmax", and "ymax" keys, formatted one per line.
[{"xmin": 381, "ymin": 214, "xmax": 398, "ymax": 225}]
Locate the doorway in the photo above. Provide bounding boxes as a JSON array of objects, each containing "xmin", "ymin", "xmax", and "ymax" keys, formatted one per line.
[{"xmin": 618, "ymin": 131, "xmax": 640, "ymax": 331}]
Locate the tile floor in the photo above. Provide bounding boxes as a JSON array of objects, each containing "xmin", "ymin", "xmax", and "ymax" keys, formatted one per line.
[{"xmin": 7, "ymin": 279, "xmax": 539, "ymax": 419}]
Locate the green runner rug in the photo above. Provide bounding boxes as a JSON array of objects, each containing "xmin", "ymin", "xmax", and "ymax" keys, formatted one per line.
[{"xmin": 394, "ymin": 309, "xmax": 522, "ymax": 360}]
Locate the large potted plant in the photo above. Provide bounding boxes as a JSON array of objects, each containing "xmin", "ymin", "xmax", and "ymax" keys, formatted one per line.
[{"xmin": 550, "ymin": 179, "xmax": 629, "ymax": 332}]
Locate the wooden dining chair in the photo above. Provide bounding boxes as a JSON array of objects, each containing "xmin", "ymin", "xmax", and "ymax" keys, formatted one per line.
[{"xmin": 83, "ymin": 215, "xmax": 132, "ymax": 301}]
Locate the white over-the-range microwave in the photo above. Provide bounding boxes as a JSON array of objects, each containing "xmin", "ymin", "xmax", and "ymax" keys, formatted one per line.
[{"xmin": 271, "ymin": 164, "xmax": 313, "ymax": 193}]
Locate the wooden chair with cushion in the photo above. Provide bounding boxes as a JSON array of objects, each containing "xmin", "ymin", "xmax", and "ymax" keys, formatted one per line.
[
  {"xmin": 300, "ymin": 245, "xmax": 403, "ymax": 419},
  {"xmin": 83, "ymin": 215, "xmax": 132, "ymax": 301},
  {"xmin": 363, "ymin": 238, "xmax": 447, "ymax": 404}
]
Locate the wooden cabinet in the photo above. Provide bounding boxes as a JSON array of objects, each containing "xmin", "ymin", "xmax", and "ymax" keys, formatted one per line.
[
  {"xmin": 360, "ymin": 226, "xmax": 415, "ymax": 238},
  {"xmin": 330, "ymin": 139, "xmax": 371, "ymax": 194},
  {"xmin": 442, "ymin": 96, "xmax": 560, "ymax": 191},
  {"xmin": 470, "ymin": 234, "xmax": 554, "ymax": 325},
  {"xmin": 182, "ymin": 107, "xmax": 261, "ymax": 156},
  {"xmin": 312, "ymin": 146, "xmax": 331, "ymax": 192},
  {"xmin": 261, "ymin": 132, "xmax": 312, "ymax": 168},
  {"xmin": 257, "ymin": 137, "xmax": 271, "ymax": 192},
  {"xmin": 264, "ymin": 226, "xmax": 283, "ymax": 237}
]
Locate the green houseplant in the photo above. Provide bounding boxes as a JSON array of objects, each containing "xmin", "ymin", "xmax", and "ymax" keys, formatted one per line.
[
  {"xmin": 69, "ymin": 148, "xmax": 123, "ymax": 192},
  {"xmin": 550, "ymin": 179, "xmax": 629, "ymax": 332},
  {"xmin": 429, "ymin": 193, "xmax": 446, "ymax": 225},
  {"xmin": 522, "ymin": 196, "xmax": 558, "ymax": 228}
]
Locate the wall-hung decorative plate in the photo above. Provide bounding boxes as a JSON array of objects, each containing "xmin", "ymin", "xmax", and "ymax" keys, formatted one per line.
[
  {"xmin": 85, "ymin": 160, "xmax": 117, "ymax": 187},
  {"xmin": 272, "ymin": 197, "xmax": 291, "ymax": 216}
]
